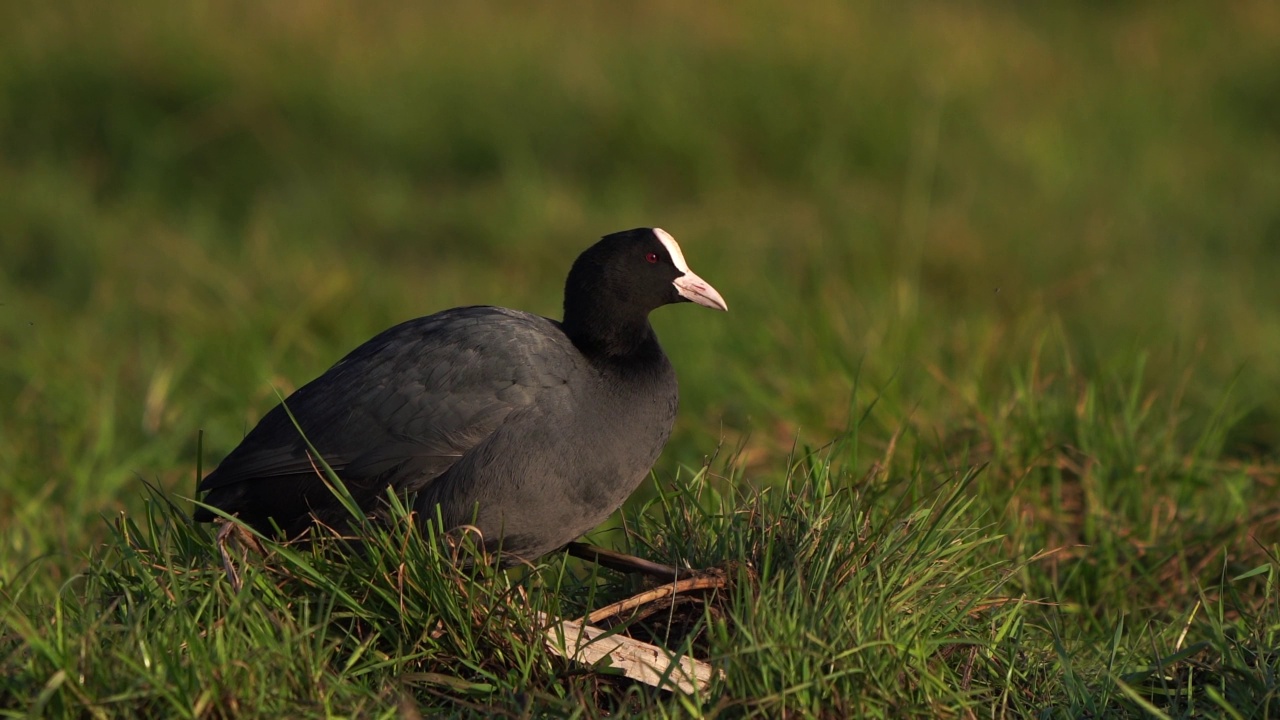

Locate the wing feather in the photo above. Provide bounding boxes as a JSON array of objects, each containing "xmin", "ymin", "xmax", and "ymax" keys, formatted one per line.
[{"xmin": 195, "ymin": 306, "xmax": 581, "ymax": 531}]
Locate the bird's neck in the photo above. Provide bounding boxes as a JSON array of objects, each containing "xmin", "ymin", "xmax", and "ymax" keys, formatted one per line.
[{"xmin": 562, "ymin": 302, "xmax": 659, "ymax": 362}]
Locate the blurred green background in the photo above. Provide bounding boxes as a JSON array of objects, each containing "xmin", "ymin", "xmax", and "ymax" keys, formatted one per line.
[{"xmin": 2, "ymin": 1, "xmax": 1278, "ymax": 569}]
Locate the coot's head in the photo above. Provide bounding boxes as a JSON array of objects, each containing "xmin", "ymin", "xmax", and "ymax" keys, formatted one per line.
[
  {"xmin": 566, "ymin": 227, "xmax": 727, "ymax": 313},
  {"xmin": 563, "ymin": 228, "xmax": 726, "ymax": 356}
]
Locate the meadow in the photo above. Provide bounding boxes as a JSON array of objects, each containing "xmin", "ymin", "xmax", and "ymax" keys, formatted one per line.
[{"xmin": 3, "ymin": 1, "xmax": 1280, "ymax": 717}]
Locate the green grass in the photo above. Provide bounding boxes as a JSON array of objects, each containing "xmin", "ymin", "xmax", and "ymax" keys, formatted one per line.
[{"xmin": 3, "ymin": 0, "xmax": 1280, "ymax": 716}]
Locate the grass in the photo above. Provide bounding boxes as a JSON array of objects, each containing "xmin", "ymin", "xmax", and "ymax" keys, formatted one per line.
[{"xmin": 2, "ymin": 0, "xmax": 1280, "ymax": 716}]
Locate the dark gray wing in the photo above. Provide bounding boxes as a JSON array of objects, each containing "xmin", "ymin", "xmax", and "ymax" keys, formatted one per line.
[{"xmin": 194, "ymin": 306, "xmax": 581, "ymax": 534}]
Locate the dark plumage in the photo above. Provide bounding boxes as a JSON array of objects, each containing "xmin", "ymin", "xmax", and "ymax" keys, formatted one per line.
[{"xmin": 195, "ymin": 228, "xmax": 726, "ymax": 561}]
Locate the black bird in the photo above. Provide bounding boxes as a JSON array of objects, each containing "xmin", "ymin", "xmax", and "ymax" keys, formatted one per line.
[{"xmin": 195, "ymin": 228, "xmax": 726, "ymax": 562}]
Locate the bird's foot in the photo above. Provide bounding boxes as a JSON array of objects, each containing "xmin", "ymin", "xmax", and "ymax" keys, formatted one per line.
[{"xmin": 216, "ymin": 519, "xmax": 264, "ymax": 591}]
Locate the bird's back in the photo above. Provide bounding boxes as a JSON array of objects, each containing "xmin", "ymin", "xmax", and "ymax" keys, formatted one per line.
[{"xmin": 195, "ymin": 306, "xmax": 582, "ymax": 535}]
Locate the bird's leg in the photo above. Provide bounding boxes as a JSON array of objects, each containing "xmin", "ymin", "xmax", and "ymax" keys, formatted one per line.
[
  {"xmin": 563, "ymin": 543, "xmax": 729, "ymax": 628},
  {"xmin": 564, "ymin": 541, "xmax": 686, "ymax": 582},
  {"xmin": 216, "ymin": 519, "xmax": 264, "ymax": 591}
]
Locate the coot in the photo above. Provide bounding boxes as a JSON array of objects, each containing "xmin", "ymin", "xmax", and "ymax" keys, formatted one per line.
[{"xmin": 195, "ymin": 228, "xmax": 726, "ymax": 562}]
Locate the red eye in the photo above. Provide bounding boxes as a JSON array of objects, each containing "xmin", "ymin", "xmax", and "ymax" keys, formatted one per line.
[{"xmin": 645, "ymin": 252, "xmax": 658, "ymax": 264}]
